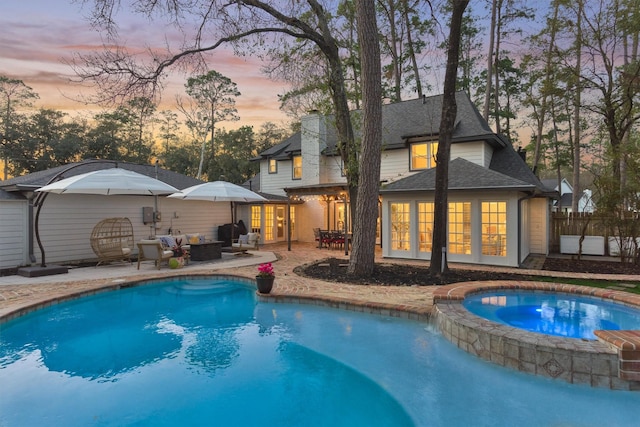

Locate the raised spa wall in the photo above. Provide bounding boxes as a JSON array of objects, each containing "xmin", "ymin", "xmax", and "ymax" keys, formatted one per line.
[{"xmin": 433, "ymin": 281, "xmax": 640, "ymax": 391}]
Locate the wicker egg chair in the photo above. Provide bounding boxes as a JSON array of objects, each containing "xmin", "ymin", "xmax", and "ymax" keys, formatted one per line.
[{"xmin": 90, "ymin": 217, "xmax": 135, "ymax": 265}]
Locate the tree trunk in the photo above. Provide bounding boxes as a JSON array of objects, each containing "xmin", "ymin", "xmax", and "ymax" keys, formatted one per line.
[
  {"xmin": 483, "ymin": 0, "xmax": 497, "ymax": 121},
  {"xmin": 571, "ymin": 0, "xmax": 582, "ymax": 213},
  {"xmin": 348, "ymin": 0, "xmax": 382, "ymax": 276},
  {"xmin": 492, "ymin": 0, "xmax": 503, "ymax": 133},
  {"xmin": 532, "ymin": 1, "xmax": 559, "ymax": 173},
  {"xmin": 430, "ymin": 0, "xmax": 469, "ymax": 277},
  {"xmin": 403, "ymin": 0, "xmax": 422, "ymax": 98}
]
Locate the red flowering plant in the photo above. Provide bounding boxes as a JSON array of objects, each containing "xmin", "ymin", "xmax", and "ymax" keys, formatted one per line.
[
  {"xmin": 172, "ymin": 238, "xmax": 185, "ymax": 257},
  {"xmin": 257, "ymin": 262, "xmax": 275, "ymax": 278}
]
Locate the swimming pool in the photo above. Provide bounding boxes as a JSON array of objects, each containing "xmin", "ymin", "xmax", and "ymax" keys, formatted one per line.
[
  {"xmin": 1, "ymin": 277, "xmax": 639, "ymax": 426},
  {"xmin": 463, "ymin": 290, "xmax": 640, "ymax": 339}
]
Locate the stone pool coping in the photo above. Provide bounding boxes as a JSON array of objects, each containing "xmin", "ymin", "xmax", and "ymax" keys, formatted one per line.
[{"xmin": 431, "ymin": 280, "xmax": 640, "ymax": 390}]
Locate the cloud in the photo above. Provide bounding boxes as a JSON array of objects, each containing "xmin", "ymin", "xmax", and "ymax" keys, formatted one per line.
[{"xmin": 0, "ymin": 1, "xmax": 289, "ymax": 128}]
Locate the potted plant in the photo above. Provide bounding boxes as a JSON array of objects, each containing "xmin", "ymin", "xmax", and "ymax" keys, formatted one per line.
[
  {"xmin": 255, "ymin": 262, "xmax": 275, "ymax": 294},
  {"xmin": 169, "ymin": 238, "xmax": 185, "ymax": 268},
  {"xmin": 172, "ymin": 238, "xmax": 185, "ymax": 257}
]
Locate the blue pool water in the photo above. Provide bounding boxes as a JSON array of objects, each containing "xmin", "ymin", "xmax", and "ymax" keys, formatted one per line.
[
  {"xmin": 1, "ymin": 278, "xmax": 639, "ymax": 426},
  {"xmin": 464, "ymin": 290, "xmax": 640, "ymax": 339}
]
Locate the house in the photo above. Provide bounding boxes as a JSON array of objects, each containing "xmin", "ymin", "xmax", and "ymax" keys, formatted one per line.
[
  {"xmin": 0, "ymin": 160, "xmax": 233, "ymax": 271},
  {"xmin": 541, "ymin": 178, "xmax": 595, "ymax": 213},
  {"xmin": 252, "ymin": 92, "xmax": 554, "ymax": 267}
]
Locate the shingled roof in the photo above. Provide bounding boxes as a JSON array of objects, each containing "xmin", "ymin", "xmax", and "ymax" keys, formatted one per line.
[
  {"xmin": 256, "ymin": 92, "xmax": 505, "ymax": 159},
  {"xmin": 381, "ymin": 146, "xmax": 551, "ymax": 194},
  {"xmin": 255, "ymin": 133, "xmax": 301, "ymax": 161},
  {"xmin": 0, "ymin": 160, "xmax": 204, "ymax": 193}
]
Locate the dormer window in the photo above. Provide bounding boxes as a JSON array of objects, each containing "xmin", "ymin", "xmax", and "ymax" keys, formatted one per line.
[
  {"xmin": 268, "ymin": 158, "xmax": 278, "ymax": 174},
  {"xmin": 292, "ymin": 155, "xmax": 302, "ymax": 179},
  {"xmin": 410, "ymin": 141, "xmax": 438, "ymax": 170}
]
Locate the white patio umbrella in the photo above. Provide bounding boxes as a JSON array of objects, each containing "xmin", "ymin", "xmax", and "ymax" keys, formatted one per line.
[
  {"xmin": 167, "ymin": 181, "xmax": 267, "ymax": 202},
  {"xmin": 168, "ymin": 181, "xmax": 267, "ymax": 225},
  {"xmin": 36, "ymin": 168, "xmax": 179, "ymax": 195},
  {"xmin": 30, "ymin": 167, "xmax": 179, "ymax": 271}
]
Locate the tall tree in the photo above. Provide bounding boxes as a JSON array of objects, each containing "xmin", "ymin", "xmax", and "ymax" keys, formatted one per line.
[
  {"xmin": 571, "ymin": 0, "xmax": 583, "ymax": 213},
  {"xmin": 175, "ymin": 94, "xmax": 214, "ymax": 180},
  {"xmin": 573, "ymin": 0, "xmax": 640, "ymax": 199},
  {"xmin": 122, "ymin": 97, "xmax": 157, "ymax": 163},
  {"xmin": 430, "ymin": 0, "xmax": 469, "ymax": 277},
  {"xmin": 483, "ymin": 0, "xmax": 498, "ymax": 121},
  {"xmin": 349, "ymin": 0, "xmax": 382, "ymax": 275},
  {"xmin": 215, "ymin": 126, "xmax": 260, "ymax": 184},
  {"xmin": 378, "ymin": 0, "xmax": 433, "ymax": 101},
  {"xmin": 85, "ymin": 110, "xmax": 128, "ymax": 160},
  {"xmin": 522, "ymin": 0, "xmax": 561, "ymax": 173},
  {"xmin": 457, "ymin": 9, "xmax": 484, "ymax": 99},
  {"xmin": 482, "ymin": 0, "xmax": 533, "ymax": 132},
  {"xmin": 13, "ymin": 109, "xmax": 80, "ymax": 173},
  {"xmin": 157, "ymin": 110, "xmax": 180, "ymax": 153},
  {"xmin": 0, "ymin": 76, "xmax": 39, "ymax": 179},
  {"xmin": 184, "ymin": 70, "xmax": 240, "ymax": 179}
]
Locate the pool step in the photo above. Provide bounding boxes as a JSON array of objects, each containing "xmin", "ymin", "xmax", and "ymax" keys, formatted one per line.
[{"xmin": 594, "ymin": 330, "xmax": 640, "ymax": 382}]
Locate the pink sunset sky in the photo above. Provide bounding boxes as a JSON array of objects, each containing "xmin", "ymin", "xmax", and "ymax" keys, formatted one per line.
[{"xmin": 0, "ymin": 1, "xmax": 291, "ymax": 129}]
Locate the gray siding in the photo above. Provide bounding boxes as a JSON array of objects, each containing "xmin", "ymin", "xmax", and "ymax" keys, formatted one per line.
[
  {"xmin": 0, "ymin": 200, "xmax": 29, "ymax": 269},
  {"xmin": 32, "ymin": 194, "xmax": 230, "ymax": 265}
]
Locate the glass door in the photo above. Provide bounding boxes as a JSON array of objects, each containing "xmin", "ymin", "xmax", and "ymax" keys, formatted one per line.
[{"xmin": 276, "ymin": 206, "xmax": 285, "ymax": 241}]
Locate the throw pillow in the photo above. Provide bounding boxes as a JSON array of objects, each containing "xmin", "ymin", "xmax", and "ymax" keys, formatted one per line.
[
  {"xmin": 238, "ymin": 234, "xmax": 249, "ymax": 244},
  {"xmin": 159, "ymin": 236, "xmax": 176, "ymax": 249}
]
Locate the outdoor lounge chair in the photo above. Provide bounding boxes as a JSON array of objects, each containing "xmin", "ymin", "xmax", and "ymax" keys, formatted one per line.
[{"xmin": 137, "ymin": 239, "xmax": 174, "ymax": 270}]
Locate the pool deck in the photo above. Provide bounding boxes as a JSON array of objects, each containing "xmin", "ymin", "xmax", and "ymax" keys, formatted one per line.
[
  {"xmin": 2, "ymin": 242, "xmax": 639, "ymax": 320},
  {"xmin": 2, "ymin": 242, "xmax": 640, "ymax": 388}
]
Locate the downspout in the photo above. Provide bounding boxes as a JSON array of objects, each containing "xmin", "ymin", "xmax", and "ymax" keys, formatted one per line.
[{"xmin": 517, "ymin": 191, "xmax": 536, "ymax": 267}]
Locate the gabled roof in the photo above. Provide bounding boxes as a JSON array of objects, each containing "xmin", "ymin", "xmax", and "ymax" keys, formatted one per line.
[
  {"xmin": 0, "ymin": 160, "xmax": 204, "ymax": 192},
  {"xmin": 558, "ymin": 192, "xmax": 573, "ymax": 207},
  {"xmin": 380, "ymin": 157, "xmax": 539, "ymax": 193},
  {"xmin": 540, "ymin": 178, "xmax": 571, "ymax": 195},
  {"xmin": 254, "ymin": 133, "xmax": 301, "ymax": 161},
  {"xmin": 256, "ymin": 92, "xmax": 505, "ymax": 159},
  {"xmin": 488, "ymin": 141, "xmax": 550, "ymax": 191}
]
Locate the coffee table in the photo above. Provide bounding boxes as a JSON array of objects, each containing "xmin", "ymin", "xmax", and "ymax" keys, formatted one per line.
[{"xmin": 189, "ymin": 240, "xmax": 223, "ymax": 261}]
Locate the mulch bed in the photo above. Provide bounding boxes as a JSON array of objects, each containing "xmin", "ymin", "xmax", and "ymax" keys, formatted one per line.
[{"xmin": 297, "ymin": 257, "xmax": 640, "ymax": 287}]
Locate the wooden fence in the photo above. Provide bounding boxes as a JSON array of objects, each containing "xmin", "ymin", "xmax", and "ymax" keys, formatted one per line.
[{"xmin": 550, "ymin": 212, "xmax": 639, "ymax": 254}]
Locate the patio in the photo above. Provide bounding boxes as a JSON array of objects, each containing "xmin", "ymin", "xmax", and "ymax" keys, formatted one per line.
[
  {"xmin": 3, "ymin": 242, "xmax": 640, "ymax": 322},
  {"xmin": 0, "ymin": 243, "xmax": 435, "ymax": 320}
]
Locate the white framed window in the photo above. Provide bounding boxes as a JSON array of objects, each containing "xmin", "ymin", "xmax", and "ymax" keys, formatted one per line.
[
  {"xmin": 292, "ymin": 155, "xmax": 302, "ymax": 179},
  {"xmin": 268, "ymin": 158, "xmax": 277, "ymax": 174},
  {"xmin": 448, "ymin": 202, "xmax": 471, "ymax": 254},
  {"xmin": 264, "ymin": 205, "xmax": 274, "ymax": 241},
  {"xmin": 481, "ymin": 201, "xmax": 507, "ymax": 256},
  {"xmin": 251, "ymin": 205, "xmax": 262, "ymax": 233},
  {"xmin": 410, "ymin": 141, "xmax": 438, "ymax": 170},
  {"xmin": 390, "ymin": 202, "xmax": 411, "ymax": 251},
  {"xmin": 418, "ymin": 202, "xmax": 434, "ymax": 252}
]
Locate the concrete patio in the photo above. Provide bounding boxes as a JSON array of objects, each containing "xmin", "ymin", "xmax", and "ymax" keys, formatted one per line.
[{"xmin": 2, "ymin": 242, "xmax": 639, "ymax": 321}]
